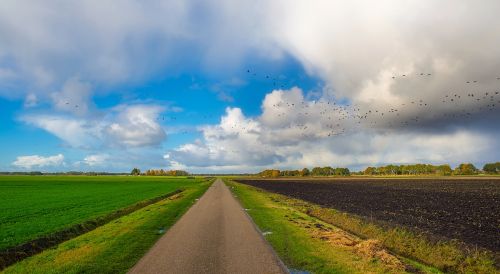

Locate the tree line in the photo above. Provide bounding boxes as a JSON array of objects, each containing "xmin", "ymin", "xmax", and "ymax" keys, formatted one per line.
[
  {"xmin": 362, "ymin": 164, "xmax": 453, "ymax": 176},
  {"xmin": 258, "ymin": 166, "xmax": 351, "ymax": 178},
  {"xmin": 362, "ymin": 163, "xmax": 489, "ymax": 176},
  {"xmin": 139, "ymin": 169, "xmax": 189, "ymax": 176},
  {"xmin": 257, "ymin": 162, "xmax": 500, "ymax": 177}
]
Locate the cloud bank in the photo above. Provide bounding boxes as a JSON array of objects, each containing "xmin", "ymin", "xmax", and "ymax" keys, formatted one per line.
[
  {"xmin": 167, "ymin": 88, "xmax": 496, "ymax": 172},
  {"xmin": 21, "ymin": 104, "xmax": 167, "ymax": 149},
  {"xmin": 12, "ymin": 154, "xmax": 65, "ymax": 169}
]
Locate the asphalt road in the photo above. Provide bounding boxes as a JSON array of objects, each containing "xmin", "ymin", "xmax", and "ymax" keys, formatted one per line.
[{"xmin": 128, "ymin": 179, "xmax": 288, "ymax": 274}]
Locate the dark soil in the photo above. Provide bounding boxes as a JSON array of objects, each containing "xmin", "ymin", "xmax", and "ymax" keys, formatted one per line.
[{"xmin": 236, "ymin": 178, "xmax": 500, "ymax": 252}]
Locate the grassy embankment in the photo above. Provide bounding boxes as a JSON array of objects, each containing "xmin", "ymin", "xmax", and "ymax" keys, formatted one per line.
[
  {"xmin": 226, "ymin": 179, "xmax": 497, "ymax": 274},
  {"xmin": 2, "ymin": 178, "xmax": 212, "ymax": 274}
]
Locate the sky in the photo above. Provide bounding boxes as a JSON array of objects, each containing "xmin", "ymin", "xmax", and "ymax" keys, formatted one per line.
[{"xmin": 1, "ymin": 0, "xmax": 499, "ymax": 173}]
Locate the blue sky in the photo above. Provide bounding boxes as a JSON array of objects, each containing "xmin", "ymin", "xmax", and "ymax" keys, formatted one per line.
[{"xmin": 1, "ymin": 1, "xmax": 499, "ymax": 173}]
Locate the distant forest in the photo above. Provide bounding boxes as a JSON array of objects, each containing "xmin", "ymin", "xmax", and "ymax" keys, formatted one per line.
[{"xmin": 258, "ymin": 162, "xmax": 500, "ymax": 177}]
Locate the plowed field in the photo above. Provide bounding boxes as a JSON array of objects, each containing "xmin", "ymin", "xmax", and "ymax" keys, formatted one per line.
[{"xmin": 236, "ymin": 178, "xmax": 500, "ymax": 252}]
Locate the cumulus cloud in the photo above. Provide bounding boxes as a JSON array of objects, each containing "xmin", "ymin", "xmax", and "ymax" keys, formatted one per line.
[
  {"xmin": 21, "ymin": 104, "xmax": 167, "ymax": 149},
  {"xmin": 104, "ymin": 105, "xmax": 166, "ymax": 147},
  {"xmin": 21, "ymin": 115, "xmax": 101, "ymax": 148},
  {"xmin": 167, "ymin": 88, "xmax": 497, "ymax": 172},
  {"xmin": 12, "ymin": 154, "xmax": 64, "ymax": 169},
  {"xmin": 166, "ymin": 107, "xmax": 282, "ymax": 168},
  {"xmin": 168, "ymin": 0, "xmax": 500, "ymax": 171},
  {"xmin": 262, "ymin": 1, "xmax": 500, "ymax": 131},
  {"xmin": 3, "ymin": 1, "xmax": 499, "ymax": 121},
  {"xmin": 82, "ymin": 154, "xmax": 109, "ymax": 166}
]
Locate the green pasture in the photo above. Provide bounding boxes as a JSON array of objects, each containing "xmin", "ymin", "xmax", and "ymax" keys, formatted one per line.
[
  {"xmin": 0, "ymin": 175, "xmax": 204, "ymax": 250},
  {"xmin": 3, "ymin": 180, "xmax": 211, "ymax": 274}
]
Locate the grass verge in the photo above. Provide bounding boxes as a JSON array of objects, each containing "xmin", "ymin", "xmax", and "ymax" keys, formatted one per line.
[
  {"xmin": 226, "ymin": 179, "xmax": 496, "ymax": 274},
  {"xmin": 2, "ymin": 180, "xmax": 212, "ymax": 274},
  {"xmin": 308, "ymin": 208, "xmax": 496, "ymax": 273}
]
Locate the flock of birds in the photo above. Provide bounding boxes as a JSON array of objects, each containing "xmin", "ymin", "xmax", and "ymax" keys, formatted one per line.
[
  {"xmin": 64, "ymin": 101, "xmax": 78, "ymax": 108},
  {"xmin": 218, "ymin": 69, "xmax": 500, "ymax": 138},
  {"xmin": 139, "ymin": 69, "xmax": 500, "ymax": 139}
]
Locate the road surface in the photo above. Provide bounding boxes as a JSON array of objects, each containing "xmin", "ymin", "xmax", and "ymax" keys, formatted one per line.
[{"xmin": 129, "ymin": 179, "xmax": 288, "ymax": 274}]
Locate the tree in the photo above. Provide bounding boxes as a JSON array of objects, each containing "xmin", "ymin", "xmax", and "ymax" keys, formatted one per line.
[
  {"xmin": 334, "ymin": 167, "xmax": 350, "ymax": 176},
  {"xmin": 453, "ymin": 163, "xmax": 478, "ymax": 175},
  {"xmin": 364, "ymin": 167, "xmax": 376, "ymax": 175},
  {"xmin": 311, "ymin": 167, "xmax": 322, "ymax": 176},
  {"xmin": 322, "ymin": 166, "xmax": 335, "ymax": 176},
  {"xmin": 483, "ymin": 162, "xmax": 500, "ymax": 174},
  {"xmin": 259, "ymin": 169, "xmax": 281, "ymax": 178},
  {"xmin": 144, "ymin": 169, "xmax": 189, "ymax": 176},
  {"xmin": 131, "ymin": 168, "xmax": 141, "ymax": 176},
  {"xmin": 300, "ymin": 168, "xmax": 310, "ymax": 176},
  {"xmin": 280, "ymin": 170, "xmax": 300, "ymax": 176},
  {"xmin": 436, "ymin": 164, "xmax": 452, "ymax": 176}
]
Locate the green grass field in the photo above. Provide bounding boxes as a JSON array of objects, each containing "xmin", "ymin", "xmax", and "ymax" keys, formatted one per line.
[
  {"xmin": 3, "ymin": 180, "xmax": 211, "ymax": 274},
  {"xmin": 0, "ymin": 175, "xmax": 204, "ymax": 251}
]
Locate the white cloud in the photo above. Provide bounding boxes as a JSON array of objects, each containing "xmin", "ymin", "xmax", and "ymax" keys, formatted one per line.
[
  {"xmin": 104, "ymin": 105, "xmax": 166, "ymax": 147},
  {"xmin": 167, "ymin": 88, "xmax": 496, "ymax": 172},
  {"xmin": 21, "ymin": 115, "xmax": 101, "ymax": 148},
  {"xmin": 0, "ymin": 1, "xmax": 191, "ymax": 90},
  {"xmin": 259, "ymin": 1, "xmax": 500, "ymax": 130},
  {"xmin": 0, "ymin": 0, "xmax": 272, "ymax": 101},
  {"xmin": 12, "ymin": 154, "xmax": 64, "ymax": 169},
  {"xmin": 166, "ymin": 107, "xmax": 281, "ymax": 169},
  {"xmin": 82, "ymin": 154, "xmax": 109, "ymax": 166},
  {"xmin": 2, "ymin": 0, "xmax": 499, "ymax": 124},
  {"xmin": 21, "ymin": 104, "xmax": 167, "ymax": 149}
]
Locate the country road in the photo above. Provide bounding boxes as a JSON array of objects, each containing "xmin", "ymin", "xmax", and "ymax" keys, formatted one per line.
[{"xmin": 128, "ymin": 179, "xmax": 288, "ymax": 274}]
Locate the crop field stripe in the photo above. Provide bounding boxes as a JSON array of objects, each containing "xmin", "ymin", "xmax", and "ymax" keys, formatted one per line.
[{"xmin": 0, "ymin": 189, "xmax": 185, "ymax": 270}]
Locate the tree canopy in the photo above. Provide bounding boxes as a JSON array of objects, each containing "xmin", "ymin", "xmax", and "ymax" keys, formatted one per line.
[
  {"xmin": 145, "ymin": 169, "xmax": 189, "ymax": 176},
  {"xmin": 483, "ymin": 162, "xmax": 500, "ymax": 174},
  {"xmin": 130, "ymin": 168, "xmax": 141, "ymax": 176},
  {"xmin": 258, "ymin": 166, "xmax": 350, "ymax": 177},
  {"xmin": 363, "ymin": 164, "xmax": 452, "ymax": 176},
  {"xmin": 453, "ymin": 163, "xmax": 478, "ymax": 175}
]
